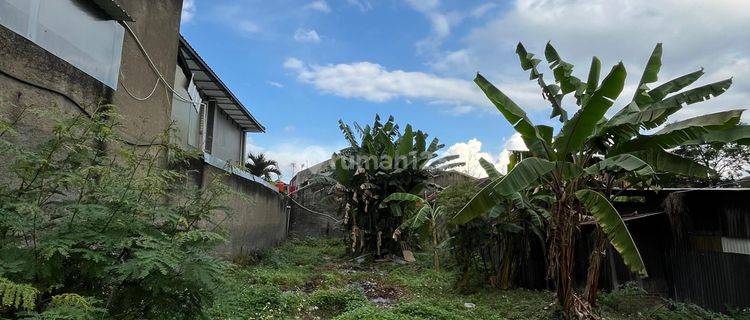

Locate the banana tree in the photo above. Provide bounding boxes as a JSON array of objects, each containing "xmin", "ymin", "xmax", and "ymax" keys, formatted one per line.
[
  {"xmin": 455, "ymin": 42, "xmax": 750, "ymax": 318},
  {"xmin": 477, "ymin": 157, "xmax": 552, "ymax": 289},
  {"xmin": 324, "ymin": 115, "xmax": 451, "ymax": 257},
  {"xmin": 383, "ymin": 192, "xmax": 449, "ymax": 271}
]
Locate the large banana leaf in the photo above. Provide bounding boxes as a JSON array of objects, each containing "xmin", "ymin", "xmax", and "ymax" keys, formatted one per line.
[
  {"xmin": 545, "ymin": 42, "xmax": 585, "ymax": 95},
  {"xmin": 611, "ymin": 110, "xmax": 745, "ymax": 154},
  {"xmin": 338, "ymin": 120, "xmax": 359, "ymax": 148},
  {"xmin": 575, "ymin": 189, "xmax": 647, "ymax": 277},
  {"xmin": 647, "ymin": 68, "xmax": 704, "ymax": 102},
  {"xmin": 681, "ymin": 125, "xmax": 750, "ymax": 145},
  {"xmin": 516, "ymin": 43, "xmax": 567, "ymax": 122},
  {"xmin": 332, "ymin": 156, "xmax": 353, "ymax": 186},
  {"xmin": 584, "ymin": 154, "xmax": 654, "ymax": 176},
  {"xmin": 475, "ymin": 73, "xmax": 553, "ymax": 159},
  {"xmin": 554, "ymin": 62, "xmax": 627, "ymax": 156},
  {"xmin": 632, "ymin": 43, "xmax": 662, "ymax": 106},
  {"xmin": 400, "ymin": 205, "xmax": 433, "ymax": 241},
  {"xmin": 585, "ymin": 56, "xmax": 601, "ymax": 95},
  {"xmin": 659, "ymin": 109, "xmax": 743, "ymax": 134},
  {"xmin": 383, "ymin": 192, "xmax": 425, "ymax": 204},
  {"xmin": 639, "ymin": 78, "xmax": 733, "ymax": 128},
  {"xmin": 429, "ymin": 155, "xmax": 460, "ymax": 168},
  {"xmin": 628, "ymin": 149, "xmax": 715, "ymax": 178},
  {"xmin": 479, "ymin": 157, "xmax": 502, "ymax": 180},
  {"xmin": 397, "ymin": 124, "xmax": 414, "ymax": 157},
  {"xmin": 453, "ymin": 157, "xmax": 555, "ymax": 225}
]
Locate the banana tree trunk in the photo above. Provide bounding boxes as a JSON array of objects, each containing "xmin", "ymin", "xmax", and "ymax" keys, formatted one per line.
[
  {"xmin": 432, "ymin": 224, "xmax": 440, "ymax": 272},
  {"xmin": 584, "ymin": 227, "xmax": 607, "ymax": 306},
  {"xmin": 550, "ymin": 201, "xmax": 577, "ymax": 320}
]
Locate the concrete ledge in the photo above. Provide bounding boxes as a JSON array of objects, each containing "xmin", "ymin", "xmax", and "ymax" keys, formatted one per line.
[{"xmin": 202, "ymin": 152, "xmax": 277, "ymax": 191}]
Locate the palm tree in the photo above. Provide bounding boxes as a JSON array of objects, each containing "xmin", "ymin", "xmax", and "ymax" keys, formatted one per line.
[
  {"xmin": 455, "ymin": 42, "xmax": 750, "ymax": 318},
  {"xmin": 245, "ymin": 152, "xmax": 281, "ymax": 180}
]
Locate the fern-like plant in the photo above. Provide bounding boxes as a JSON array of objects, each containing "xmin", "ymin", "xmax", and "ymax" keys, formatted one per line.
[{"xmin": 0, "ymin": 100, "xmax": 232, "ymax": 318}]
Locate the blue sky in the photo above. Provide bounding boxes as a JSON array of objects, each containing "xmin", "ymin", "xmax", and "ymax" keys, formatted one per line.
[{"xmin": 180, "ymin": 0, "xmax": 750, "ymax": 180}]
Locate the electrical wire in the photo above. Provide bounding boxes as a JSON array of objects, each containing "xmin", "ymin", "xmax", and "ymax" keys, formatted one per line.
[
  {"xmin": 283, "ymin": 192, "xmax": 342, "ymax": 223},
  {"xmin": 118, "ymin": 70, "xmax": 160, "ymax": 101},
  {"xmin": 0, "ymin": 67, "xmax": 161, "ymax": 147},
  {"xmin": 118, "ymin": 21, "xmax": 203, "ymax": 113}
]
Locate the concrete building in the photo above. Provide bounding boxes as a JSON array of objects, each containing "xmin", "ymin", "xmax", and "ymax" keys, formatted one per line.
[{"xmin": 0, "ymin": 0, "xmax": 287, "ymax": 254}]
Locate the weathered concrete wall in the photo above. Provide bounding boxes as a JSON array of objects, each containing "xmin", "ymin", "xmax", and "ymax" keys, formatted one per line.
[
  {"xmin": 288, "ymin": 184, "xmax": 344, "ymax": 239},
  {"xmin": 112, "ymin": 0, "xmax": 183, "ymax": 142},
  {"xmin": 0, "ymin": 0, "xmax": 182, "ymax": 146},
  {"xmin": 198, "ymin": 159, "xmax": 289, "ymax": 256}
]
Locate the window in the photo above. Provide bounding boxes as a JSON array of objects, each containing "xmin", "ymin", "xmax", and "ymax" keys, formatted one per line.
[{"xmin": 0, "ymin": 0, "xmax": 125, "ymax": 88}]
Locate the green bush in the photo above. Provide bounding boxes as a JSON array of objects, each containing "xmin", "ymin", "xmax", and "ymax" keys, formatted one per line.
[
  {"xmin": 392, "ymin": 300, "xmax": 462, "ymax": 319},
  {"xmin": 333, "ymin": 306, "xmax": 415, "ymax": 320},
  {"xmin": 0, "ymin": 105, "xmax": 231, "ymax": 318},
  {"xmin": 308, "ymin": 287, "xmax": 368, "ymax": 316}
]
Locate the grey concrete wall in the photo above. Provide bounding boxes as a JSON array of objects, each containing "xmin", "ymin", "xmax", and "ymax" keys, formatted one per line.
[
  {"xmin": 203, "ymin": 163, "xmax": 289, "ymax": 256},
  {"xmin": 288, "ymin": 183, "xmax": 344, "ymax": 239}
]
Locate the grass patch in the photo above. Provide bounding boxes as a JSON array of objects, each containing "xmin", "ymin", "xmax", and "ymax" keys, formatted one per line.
[{"xmin": 210, "ymin": 238, "xmax": 728, "ymax": 320}]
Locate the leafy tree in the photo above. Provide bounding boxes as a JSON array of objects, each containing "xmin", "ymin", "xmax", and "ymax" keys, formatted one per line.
[
  {"xmin": 0, "ymin": 104, "xmax": 231, "ymax": 318},
  {"xmin": 321, "ymin": 115, "xmax": 454, "ymax": 257},
  {"xmin": 383, "ymin": 193, "xmax": 450, "ymax": 271},
  {"xmin": 666, "ymin": 141, "xmax": 750, "ymax": 187},
  {"xmin": 455, "ymin": 42, "xmax": 750, "ymax": 318},
  {"xmin": 245, "ymin": 152, "xmax": 281, "ymax": 181}
]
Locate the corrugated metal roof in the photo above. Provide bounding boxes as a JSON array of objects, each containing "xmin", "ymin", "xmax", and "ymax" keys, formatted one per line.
[
  {"xmin": 178, "ymin": 35, "xmax": 265, "ymax": 133},
  {"xmin": 89, "ymin": 0, "xmax": 133, "ymax": 21}
]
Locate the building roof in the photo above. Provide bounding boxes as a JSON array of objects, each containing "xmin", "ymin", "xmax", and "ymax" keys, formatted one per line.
[
  {"xmin": 90, "ymin": 0, "xmax": 134, "ymax": 21},
  {"xmin": 178, "ymin": 35, "xmax": 265, "ymax": 132}
]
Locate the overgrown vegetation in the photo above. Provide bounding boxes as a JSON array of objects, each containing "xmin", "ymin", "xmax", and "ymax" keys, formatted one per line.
[
  {"xmin": 455, "ymin": 42, "xmax": 750, "ymax": 318},
  {"xmin": 319, "ymin": 115, "xmax": 461, "ymax": 257},
  {"xmin": 210, "ymin": 238, "xmax": 731, "ymax": 320},
  {"xmin": 0, "ymin": 103, "xmax": 232, "ymax": 318}
]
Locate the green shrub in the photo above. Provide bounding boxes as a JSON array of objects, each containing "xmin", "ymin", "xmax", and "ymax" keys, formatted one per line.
[
  {"xmin": 0, "ymin": 105, "xmax": 231, "ymax": 318},
  {"xmin": 599, "ymin": 282, "xmax": 727, "ymax": 320},
  {"xmin": 209, "ymin": 283, "xmax": 305, "ymax": 320},
  {"xmin": 393, "ymin": 300, "xmax": 462, "ymax": 319},
  {"xmin": 309, "ymin": 287, "xmax": 368, "ymax": 317},
  {"xmin": 332, "ymin": 305, "xmax": 415, "ymax": 320}
]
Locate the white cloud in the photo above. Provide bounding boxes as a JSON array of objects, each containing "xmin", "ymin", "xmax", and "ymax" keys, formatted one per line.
[
  {"xmin": 294, "ymin": 28, "xmax": 322, "ymax": 43},
  {"xmin": 283, "ymin": 125, "xmax": 296, "ymax": 132},
  {"xmin": 181, "ymin": 0, "xmax": 196, "ymax": 24},
  {"xmin": 266, "ymin": 81, "xmax": 284, "ymax": 88},
  {"xmin": 245, "ymin": 138, "xmax": 341, "ymax": 181},
  {"xmin": 214, "ymin": 5, "xmax": 262, "ymax": 35},
  {"xmin": 432, "ymin": 0, "xmax": 750, "ymax": 122},
  {"xmin": 283, "ymin": 57, "xmax": 546, "ymax": 113},
  {"xmin": 283, "ymin": 58, "xmax": 304, "ymax": 70},
  {"xmin": 283, "ymin": 57, "xmax": 487, "ymax": 108},
  {"xmin": 305, "ymin": 0, "xmax": 331, "ymax": 13},
  {"xmin": 446, "ymin": 105, "xmax": 474, "ymax": 115},
  {"xmin": 403, "ymin": 0, "xmax": 457, "ymax": 54},
  {"xmin": 346, "ymin": 0, "xmax": 372, "ymax": 12},
  {"xmin": 443, "ymin": 133, "xmax": 528, "ymax": 178}
]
